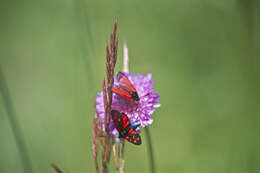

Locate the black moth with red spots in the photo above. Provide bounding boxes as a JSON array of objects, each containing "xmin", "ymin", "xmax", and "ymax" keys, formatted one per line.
[{"xmin": 111, "ymin": 110, "xmax": 141, "ymax": 145}]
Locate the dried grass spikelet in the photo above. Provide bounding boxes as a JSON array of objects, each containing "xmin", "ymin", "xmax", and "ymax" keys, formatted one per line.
[
  {"xmin": 104, "ymin": 17, "xmax": 118, "ymax": 166},
  {"xmin": 92, "ymin": 17, "xmax": 119, "ymax": 173},
  {"xmin": 102, "ymin": 79, "xmax": 112, "ymax": 163},
  {"xmin": 106, "ymin": 17, "xmax": 118, "ymax": 122},
  {"xmin": 101, "ymin": 79, "xmax": 108, "ymax": 172}
]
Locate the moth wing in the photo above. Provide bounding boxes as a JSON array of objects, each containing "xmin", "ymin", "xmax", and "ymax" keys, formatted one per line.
[
  {"xmin": 125, "ymin": 128, "xmax": 141, "ymax": 145},
  {"xmin": 111, "ymin": 85, "xmax": 133, "ymax": 100},
  {"xmin": 111, "ymin": 110, "xmax": 124, "ymax": 132},
  {"xmin": 121, "ymin": 112, "xmax": 131, "ymax": 129},
  {"xmin": 117, "ymin": 72, "xmax": 137, "ymax": 93}
]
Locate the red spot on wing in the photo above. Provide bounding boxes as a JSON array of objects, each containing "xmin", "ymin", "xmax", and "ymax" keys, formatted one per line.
[
  {"xmin": 112, "ymin": 110, "xmax": 120, "ymax": 120},
  {"xmin": 127, "ymin": 128, "xmax": 137, "ymax": 134},
  {"xmin": 125, "ymin": 133, "xmax": 141, "ymax": 145}
]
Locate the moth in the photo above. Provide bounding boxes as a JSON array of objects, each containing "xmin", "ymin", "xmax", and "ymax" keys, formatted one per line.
[
  {"xmin": 110, "ymin": 72, "xmax": 140, "ymax": 101},
  {"xmin": 111, "ymin": 110, "xmax": 141, "ymax": 145}
]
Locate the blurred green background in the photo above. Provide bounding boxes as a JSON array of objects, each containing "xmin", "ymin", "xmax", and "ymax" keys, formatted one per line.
[{"xmin": 0, "ymin": 0, "xmax": 259, "ymax": 173}]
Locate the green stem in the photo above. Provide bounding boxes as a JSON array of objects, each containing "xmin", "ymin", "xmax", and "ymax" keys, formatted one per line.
[
  {"xmin": 145, "ymin": 127, "xmax": 155, "ymax": 173},
  {"xmin": 0, "ymin": 67, "xmax": 34, "ymax": 173}
]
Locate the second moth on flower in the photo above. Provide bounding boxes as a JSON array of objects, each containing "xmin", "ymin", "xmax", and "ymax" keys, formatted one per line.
[
  {"xmin": 95, "ymin": 72, "xmax": 160, "ymax": 135},
  {"xmin": 110, "ymin": 72, "xmax": 140, "ymax": 101},
  {"xmin": 111, "ymin": 110, "xmax": 142, "ymax": 145}
]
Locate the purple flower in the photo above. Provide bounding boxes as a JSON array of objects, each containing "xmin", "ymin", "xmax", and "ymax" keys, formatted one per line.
[{"xmin": 95, "ymin": 72, "xmax": 160, "ymax": 135}]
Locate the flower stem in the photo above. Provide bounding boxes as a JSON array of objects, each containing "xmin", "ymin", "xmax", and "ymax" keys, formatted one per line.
[{"xmin": 145, "ymin": 127, "xmax": 156, "ymax": 173}]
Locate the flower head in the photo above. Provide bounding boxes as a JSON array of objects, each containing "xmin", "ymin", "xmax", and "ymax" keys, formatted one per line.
[{"xmin": 95, "ymin": 72, "xmax": 160, "ymax": 135}]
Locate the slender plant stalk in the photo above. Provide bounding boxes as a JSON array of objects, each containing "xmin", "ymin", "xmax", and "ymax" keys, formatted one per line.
[
  {"xmin": 103, "ymin": 79, "xmax": 112, "ymax": 165},
  {"xmin": 123, "ymin": 43, "xmax": 129, "ymax": 73},
  {"xmin": 112, "ymin": 138, "xmax": 119, "ymax": 171},
  {"xmin": 106, "ymin": 137, "xmax": 112, "ymax": 163},
  {"xmin": 103, "ymin": 79, "xmax": 108, "ymax": 133},
  {"xmin": 119, "ymin": 139, "xmax": 125, "ymax": 173},
  {"xmin": 51, "ymin": 164, "xmax": 63, "ymax": 173},
  {"xmin": 102, "ymin": 136, "xmax": 107, "ymax": 173},
  {"xmin": 102, "ymin": 79, "xmax": 108, "ymax": 173},
  {"xmin": 145, "ymin": 127, "xmax": 156, "ymax": 173},
  {"xmin": 0, "ymin": 67, "xmax": 34, "ymax": 173},
  {"xmin": 92, "ymin": 109, "xmax": 99, "ymax": 173}
]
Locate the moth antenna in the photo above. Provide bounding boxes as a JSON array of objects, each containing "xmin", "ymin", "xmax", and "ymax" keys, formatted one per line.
[{"xmin": 117, "ymin": 71, "xmax": 125, "ymax": 80}]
